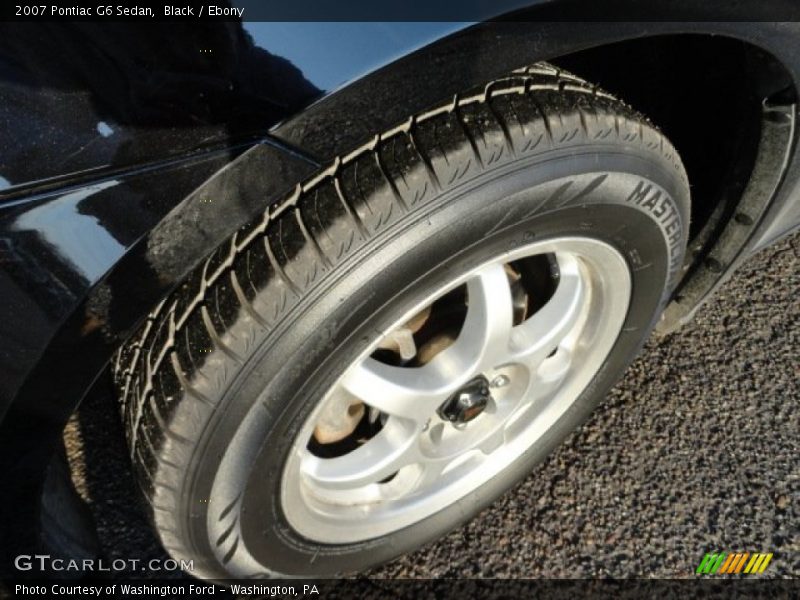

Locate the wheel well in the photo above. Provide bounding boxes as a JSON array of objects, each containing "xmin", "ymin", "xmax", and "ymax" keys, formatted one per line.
[{"xmin": 550, "ymin": 34, "xmax": 795, "ymax": 265}]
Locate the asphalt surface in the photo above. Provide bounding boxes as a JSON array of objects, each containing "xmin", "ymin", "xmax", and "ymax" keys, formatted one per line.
[{"xmin": 64, "ymin": 232, "xmax": 799, "ymax": 578}]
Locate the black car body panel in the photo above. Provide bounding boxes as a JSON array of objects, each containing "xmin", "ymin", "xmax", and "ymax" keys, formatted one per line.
[{"xmin": 0, "ymin": 6, "xmax": 798, "ymax": 569}]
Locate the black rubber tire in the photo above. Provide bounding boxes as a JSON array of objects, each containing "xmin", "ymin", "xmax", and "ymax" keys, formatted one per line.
[{"xmin": 113, "ymin": 63, "xmax": 690, "ymax": 579}]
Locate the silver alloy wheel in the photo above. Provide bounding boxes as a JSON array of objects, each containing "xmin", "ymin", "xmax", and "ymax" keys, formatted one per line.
[{"xmin": 281, "ymin": 236, "xmax": 631, "ymax": 543}]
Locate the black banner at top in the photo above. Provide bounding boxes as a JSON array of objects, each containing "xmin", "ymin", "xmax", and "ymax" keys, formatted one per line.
[{"xmin": 3, "ymin": 0, "xmax": 800, "ymax": 22}]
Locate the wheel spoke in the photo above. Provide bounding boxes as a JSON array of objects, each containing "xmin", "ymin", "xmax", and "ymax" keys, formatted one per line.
[
  {"xmin": 538, "ymin": 347, "xmax": 572, "ymax": 383},
  {"xmin": 338, "ymin": 357, "xmax": 455, "ymax": 422},
  {"xmin": 509, "ymin": 253, "xmax": 585, "ymax": 370},
  {"xmin": 301, "ymin": 420, "xmax": 418, "ymax": 490},
  {"xmin": 435, "ymin": 262, "xmax": 515, "ymax": 376},
  {"xmin": 413, "ymin": 455, "xmax": 453, "ymax": 490},
  {"xmin": 477, "ymin": 427, "xmax": 506, "ymax": 455},
  {"xmin": 523, "ymin": 348, "xmax": 573, "ymax": 410}
]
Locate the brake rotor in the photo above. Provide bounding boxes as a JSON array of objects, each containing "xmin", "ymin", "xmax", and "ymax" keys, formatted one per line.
[{"xmin": 506, "ymin": 263, "xmax": 529, "ymax": 324}]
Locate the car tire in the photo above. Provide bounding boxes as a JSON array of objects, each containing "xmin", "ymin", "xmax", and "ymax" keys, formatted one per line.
[{"xmin": 113, "ymin": 63, "xmax": 690, "ymax": 578}]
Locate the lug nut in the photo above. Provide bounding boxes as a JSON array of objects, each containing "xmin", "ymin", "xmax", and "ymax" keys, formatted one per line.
[{"xmin": 437, "ymin": 376, "xmax": 492, "ymax": 424}]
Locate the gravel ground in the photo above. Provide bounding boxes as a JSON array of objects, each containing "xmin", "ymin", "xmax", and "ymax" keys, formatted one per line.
[{"xmin": 65, "ymin": 232, "xmax": 799, "ymax": 579}]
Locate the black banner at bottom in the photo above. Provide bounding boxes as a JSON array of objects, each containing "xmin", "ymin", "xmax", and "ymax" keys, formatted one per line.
[{"xmin": 2, "ymin": 579, "xmax": 800, "ymax": 600}]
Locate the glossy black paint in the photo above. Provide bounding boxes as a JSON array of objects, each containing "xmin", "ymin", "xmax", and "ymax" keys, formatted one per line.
[
  {"xmin": 0, "ymin": 22, "xmax": 320, "ymax": 197},
  {"xmin": 0, "ymin": 9, "xmax": 799, "ymax": 572}
]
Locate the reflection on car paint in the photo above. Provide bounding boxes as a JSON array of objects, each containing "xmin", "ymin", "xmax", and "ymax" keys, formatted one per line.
[{"xmin": 13, "ymin": 181, "xmax": 123, "ymax": 281}]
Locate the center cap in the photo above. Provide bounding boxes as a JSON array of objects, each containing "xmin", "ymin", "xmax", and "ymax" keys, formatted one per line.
[{"xmin": 438, "ymin": 376, "xmax": 492, "ymax": 424}]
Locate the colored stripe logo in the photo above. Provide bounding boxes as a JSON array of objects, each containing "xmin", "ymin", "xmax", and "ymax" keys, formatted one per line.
[{"xmin": 696, "ymin": 552, "xmax": 773, "ymax": 574}]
